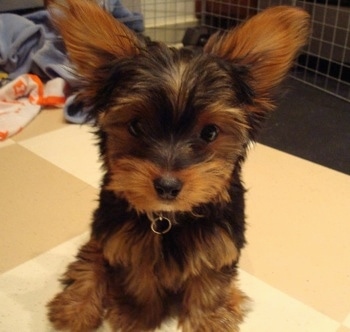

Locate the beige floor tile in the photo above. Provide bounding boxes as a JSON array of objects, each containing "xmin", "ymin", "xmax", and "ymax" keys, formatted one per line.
[
  {"xmin": 0, "ymin": 138, "xmax": 15, "ymax": 148},
  {"xmin": 241, "ymin": 144, "xmax": 350, "ymax": 322},
  {"xmin": 337, "ymin": 327, "xmax": 350, "ymax": 332},
  {"xmin": 0, "ymin": 144, "xmax": 97, "ymax": 273},
  {"xmin": 11, "ymin": 107, "xmax": 67, "ymax": 142}
]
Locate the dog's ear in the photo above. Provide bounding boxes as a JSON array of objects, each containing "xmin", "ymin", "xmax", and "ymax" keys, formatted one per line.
[
  {"xmin": 49, "ymin": 0, "xmax": 140, "ymax": 80},
  {"xmin": 204, "ymin": 6, "xmax": 310, "ymax": 112}
]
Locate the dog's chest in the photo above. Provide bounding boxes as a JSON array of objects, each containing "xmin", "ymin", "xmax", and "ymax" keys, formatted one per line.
[{"xmin": 102, "ymin": 221, "xmax": 239, "ymax": 290}]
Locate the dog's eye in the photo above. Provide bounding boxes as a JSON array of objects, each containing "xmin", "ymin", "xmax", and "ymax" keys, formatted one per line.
[
  {"xmin": 200, "ymin": 124, "xmax": 219, "ymax": 142},
  {"xmin": 128, "ymin": 119, "xmax": 142, "ymax": 137}
]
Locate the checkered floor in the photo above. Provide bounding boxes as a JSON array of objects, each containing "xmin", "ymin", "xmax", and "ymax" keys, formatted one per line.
[{"xmin": 1, "ymin": 108, "xmax": 349, "ymax": 331}]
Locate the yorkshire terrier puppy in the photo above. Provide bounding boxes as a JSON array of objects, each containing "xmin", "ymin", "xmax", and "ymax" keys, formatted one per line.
[{"xmin": 47, "ymin": 1, "xmax": 309, "ymax": 331}]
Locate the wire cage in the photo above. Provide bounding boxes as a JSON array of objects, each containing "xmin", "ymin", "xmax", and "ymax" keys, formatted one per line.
[{"xmin": 123, "ymin": 0, "xmax": 349, "ymax": 102}]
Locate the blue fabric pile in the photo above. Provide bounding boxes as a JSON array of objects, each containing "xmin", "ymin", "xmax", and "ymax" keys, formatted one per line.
[{"xmin": 0, "ymin": 0, "xmax": 144, "ymax": 123}]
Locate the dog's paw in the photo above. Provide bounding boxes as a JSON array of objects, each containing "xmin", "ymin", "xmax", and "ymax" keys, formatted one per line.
[{"xmin": 47, "ymin": 290, "xmax": 103, "ymax": 332}]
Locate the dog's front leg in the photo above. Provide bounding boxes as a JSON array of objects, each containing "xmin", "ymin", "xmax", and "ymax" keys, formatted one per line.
[
  {"xmin": 106, "ymin": 269, "xmax": 167, "ymax": 332},
  {"xmin": 179, "ymin": 272, "xmax": 248, "ymax": 332},
  {"xmin": 47, "ymin": 239, "xmax": 107, "ymax": 332}
]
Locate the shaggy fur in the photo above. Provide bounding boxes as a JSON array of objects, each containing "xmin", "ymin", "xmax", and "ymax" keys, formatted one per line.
[{"xmin": 47, "ymin": 1, "xmax": 310, "ymax": 331}]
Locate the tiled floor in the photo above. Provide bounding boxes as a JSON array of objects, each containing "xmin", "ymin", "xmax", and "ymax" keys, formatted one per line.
[{"xmin": 0, "ymin": 108, "xmax": 349, "ymax": 331}]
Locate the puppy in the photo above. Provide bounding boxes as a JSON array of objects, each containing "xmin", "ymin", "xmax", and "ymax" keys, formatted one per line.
[{"xmin": 47, "ymin": 1, "xmax": 310, "ymax": 331}]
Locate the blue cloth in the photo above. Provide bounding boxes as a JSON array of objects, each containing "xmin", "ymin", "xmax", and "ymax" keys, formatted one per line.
[
  {"xmin": 63, "ymin": 95, "xmax": 91, "ymax": 124},
  {"xmin": 0, "ymin": 14, "xmax": 45, "ymax": 79},
  {"xmin": 0, "ymin": 10, "xmax": 79, "ymax": 83},
  {"xmin": 107, "ymin": 0, "xmax": 144, "ymax": 32},
  {"xmin": 0, "ymin": 2, "xmax": 144, "ymax": 82},
  {"xmin": 0, "ymin": 1, "xmax": 144, "ymax": 123},
  {"xmin": 25, "ymin": 10, "xmax": 76, "ymax": 83}
]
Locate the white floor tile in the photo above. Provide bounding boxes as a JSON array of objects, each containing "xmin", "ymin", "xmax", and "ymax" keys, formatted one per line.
[
  {"xmin": 19, "ymin": 125, "xmax": 102, "ymax": 188},
  {"xmin": 0, "ymin": 232, "xmax": 89, "ymax": 332},
  {"xmin": 0, "ymin": 231, "xmax": 341, "ymax": 332}
]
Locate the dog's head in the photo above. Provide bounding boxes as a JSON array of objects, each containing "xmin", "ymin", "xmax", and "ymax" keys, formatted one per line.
[{"xmin": 50, "ymin": 1, "xmax": 309, "ymax": 217}]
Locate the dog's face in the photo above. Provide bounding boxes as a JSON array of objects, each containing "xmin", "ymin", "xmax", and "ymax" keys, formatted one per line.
[
  {"xmin": 50, "ymin": 1, "xmax": 309, "ymax": 216},
  {"xmin": 97, "ymin": 47, "xmax": 251, "ymax": 214}
]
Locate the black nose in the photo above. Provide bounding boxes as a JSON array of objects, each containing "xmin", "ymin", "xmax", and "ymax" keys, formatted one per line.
[{"xmin": 153, "ymin": 176, "xmax": 183, "ymax": 200}]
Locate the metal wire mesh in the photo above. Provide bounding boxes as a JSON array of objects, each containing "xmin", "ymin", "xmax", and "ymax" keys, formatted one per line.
[
  {"xmin": 124, "ymin": 0, "xmax": 349, "ymax": 102},
  {"xmin": 134, "ymin": 0, "xmax": 197, "ymax": 45}
]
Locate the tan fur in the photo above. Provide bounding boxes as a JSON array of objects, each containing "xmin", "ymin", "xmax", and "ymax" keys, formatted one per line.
[
  {"xmin": 205, "ymin": 6, "xmax": 310, "ymax": 111},
  {"xmin": 49, "ymin": 0, "xmax": 140, "ymax": 71},
  {"xmin": 48, "ymin": 221, "xmax": 242, "ymax": 331},
  {"xmin": 103, "ymin": 220, "xmax": 239, "ymax": 280},
  {"xmin": 47, "ymin": 240, "xmax": 107, "ymax": 331},
  {"xmin": 102, "ymin": 102, "xmax": 250, "ymax": 214},
  {"xmin": 106, "ymin": 157, "xmax": 234, "ymax": 213},
  {"xmin": 180, "ymin": 278, "xmax": 248, "ymax": 332},
  {"xmin": 94, "ymin": 219, "xmax": 241, "ymax": 331},
  {"xmin": 47, "ymin": 1, "xmax": 310, "ymax": 331}
]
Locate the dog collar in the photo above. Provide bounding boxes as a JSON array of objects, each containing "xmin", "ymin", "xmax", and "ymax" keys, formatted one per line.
[{"xmin": 149, "ymin": 212, "xmax": 172, "ymax": 235}]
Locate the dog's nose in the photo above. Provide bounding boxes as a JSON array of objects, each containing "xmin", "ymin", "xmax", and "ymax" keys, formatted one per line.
[{"xmin": 153, "ymin": 176, "xmax": 183, "ymax": 200}]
